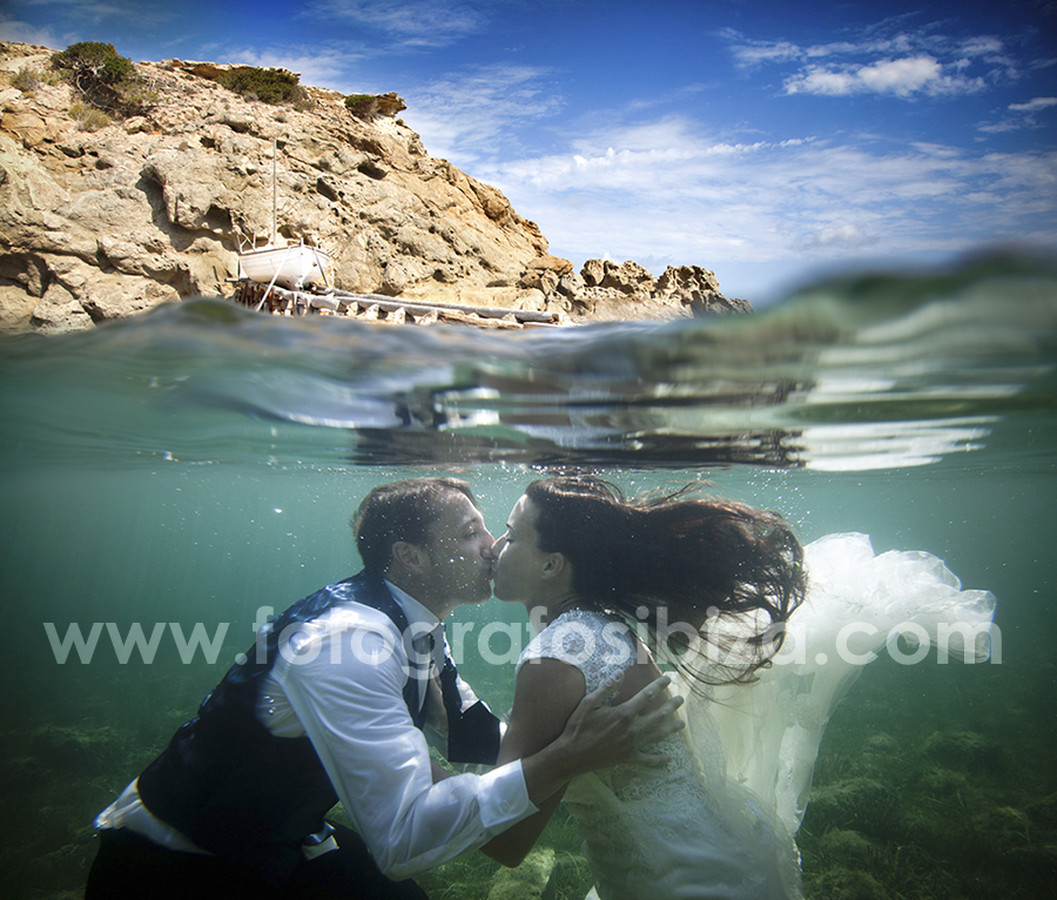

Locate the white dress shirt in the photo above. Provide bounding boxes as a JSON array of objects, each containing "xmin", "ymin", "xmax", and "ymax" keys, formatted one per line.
[{"xmin": 95, "ymin": 581, "xmax": 535, "ymax": 880}]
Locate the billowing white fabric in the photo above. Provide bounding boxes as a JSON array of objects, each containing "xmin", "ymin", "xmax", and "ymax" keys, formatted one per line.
[{"xmin": 517, "ymin": 532, "xmax": 996, "ymax": 900}]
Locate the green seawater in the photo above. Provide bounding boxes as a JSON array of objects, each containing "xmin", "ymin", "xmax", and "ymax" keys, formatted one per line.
[{"xmin": 1, "ymin": 255, "xmax": 1055, "ymax": 898}]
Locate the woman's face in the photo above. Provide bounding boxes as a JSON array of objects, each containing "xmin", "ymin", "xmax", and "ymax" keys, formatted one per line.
[{"xmin": 490, "ymin": 494, "xmax": 549, "ymax": 605}]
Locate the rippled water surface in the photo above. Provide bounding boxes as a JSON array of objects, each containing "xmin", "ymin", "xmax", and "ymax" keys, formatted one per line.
[{"xmin": 1, "ymin": 256, "xmax": 1055, "ymax": 898}]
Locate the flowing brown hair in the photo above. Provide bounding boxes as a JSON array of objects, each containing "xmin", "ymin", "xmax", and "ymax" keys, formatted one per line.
[{"xmin": 525, "ymin": 477, "xmax": 806, "ymax": 685}]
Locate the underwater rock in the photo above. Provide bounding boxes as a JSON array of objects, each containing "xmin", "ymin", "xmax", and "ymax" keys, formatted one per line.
[
  {"xmin": 1026, "ymin": 791, "xmax": 1057, "ymax": 829},
  {"xmin": 818, "ymin": 828, "xmax": 878, "ymax": 864},
  {"xmin": 487, "ymin": 846, "xmax": 556, "ymax": 900},
  {"xmin": 2, "ymin": 753, "xmax": 49, "ymax": 801},
  {"xmin": 808, "ymin": 777, "xmax": 901, "ymax": 837},
  {"xmin": 923, "ymin": 729, "xmax": 1003, "ymax": 769},
  {"xmin": 30, "ymin": 723, "xmax": 124, "ymax": 775},
  {"xmin": 919, "ymin": 764, "xmax": 969, "ymax": 794},
  {"xmin": 972, "ymin": 805, "xmax": 1034, "ymax": 858},
  {"xmin": 807, "ymin": 867, "xmax": 888, "ymax": 900},
  {"xmin": 861, "ymin": 732, "xmax": 899, "ymax": 755}
]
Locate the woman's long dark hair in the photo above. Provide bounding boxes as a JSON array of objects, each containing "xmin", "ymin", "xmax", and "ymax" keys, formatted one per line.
[{"xmin": 525, "ymin": 477, "xmax": 806, "ymax": 686}]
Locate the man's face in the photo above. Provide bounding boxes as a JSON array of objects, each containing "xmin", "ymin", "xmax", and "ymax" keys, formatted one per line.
[
  {"xmin": 490, "ymin": 494, "xmax": 548, "ymax": 605},
  {"xmin": 419, "ymin": 492, "xmax": 495, "ymax": 606}
]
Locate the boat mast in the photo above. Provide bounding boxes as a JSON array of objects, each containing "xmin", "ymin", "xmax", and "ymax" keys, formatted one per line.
[{"xmin": 271, "ymin": 137, "xmax": 278, "ymax": 245}]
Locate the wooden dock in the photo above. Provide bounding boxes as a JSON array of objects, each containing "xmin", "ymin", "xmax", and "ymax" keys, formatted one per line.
[{"xmin": 230, "ymin": 279, "xmax": 566, "ymax": 329}]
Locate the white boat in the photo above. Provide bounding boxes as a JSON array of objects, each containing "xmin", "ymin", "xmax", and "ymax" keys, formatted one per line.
[
  {"xmin": 238, "ymin": 138, "xmax": 333, "ymax": 291},
  {"xmin": 239, "ymin": 240, "xmax": 332, "ymax": 290}
]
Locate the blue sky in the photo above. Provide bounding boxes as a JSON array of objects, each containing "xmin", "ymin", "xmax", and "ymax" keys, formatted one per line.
[{"xmin": 3, "ymin": 1, "xmax": 1055, "ymax": 303}]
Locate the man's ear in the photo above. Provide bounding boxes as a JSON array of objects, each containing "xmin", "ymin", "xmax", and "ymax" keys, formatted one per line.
[{"xmin": 392, "ymin": 540, "xmax": 428, "ymax": 575}]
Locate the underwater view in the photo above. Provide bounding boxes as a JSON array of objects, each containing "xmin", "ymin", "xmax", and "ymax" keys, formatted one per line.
[{"xmin": 1, "ymin": 254, "xmax": 1055, "ymax": 899}]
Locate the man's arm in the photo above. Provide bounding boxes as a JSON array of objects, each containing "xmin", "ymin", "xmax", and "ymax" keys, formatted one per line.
[
  {"xmin": 276, "ymin": 616, "xmax": 536, "ymax": 880},
  {"xmin": 278, "ymin": 612, "xmax": 683, "ymax": 880}
]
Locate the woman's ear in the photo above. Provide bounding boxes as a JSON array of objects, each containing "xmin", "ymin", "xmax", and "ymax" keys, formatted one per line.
[{"xmin": 541, "ymin": 552, "xmax": 567, "ymax": 580}]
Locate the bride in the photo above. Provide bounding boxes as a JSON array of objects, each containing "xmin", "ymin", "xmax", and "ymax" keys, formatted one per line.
[{"xmin": 482, "ymin": 477, "xmax": 996, "ymax": 900}]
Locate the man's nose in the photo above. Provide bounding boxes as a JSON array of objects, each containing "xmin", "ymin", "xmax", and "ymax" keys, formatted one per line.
[{"xmin": 484, "ymin": 533, "xmax": 502, "ymax": 558}]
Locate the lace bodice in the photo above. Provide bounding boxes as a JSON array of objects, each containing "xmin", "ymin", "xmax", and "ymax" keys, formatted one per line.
[{"xmin": 517, "ymin": 609, "xmax": 797, "ymax": 900}]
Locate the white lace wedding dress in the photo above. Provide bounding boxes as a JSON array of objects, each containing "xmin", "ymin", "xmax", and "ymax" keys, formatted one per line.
[{"xmin": 515, "ymin": 533, "xmax": 996, "ymax": 900}]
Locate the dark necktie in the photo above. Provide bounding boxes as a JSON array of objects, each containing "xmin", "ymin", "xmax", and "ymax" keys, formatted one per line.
[{"xmin": 428, "ymin": 635, "xmax": 501, "ymax": 765}]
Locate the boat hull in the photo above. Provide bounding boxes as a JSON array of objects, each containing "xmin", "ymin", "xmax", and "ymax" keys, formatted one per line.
[{"xmin": 239, "ymin": 244, "xmax": 332, "ymax": 289}]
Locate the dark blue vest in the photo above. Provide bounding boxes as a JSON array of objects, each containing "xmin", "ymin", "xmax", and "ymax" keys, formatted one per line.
[{"xmin": 136, "ymin": 572, "xmax": 500, "ymax": 883}]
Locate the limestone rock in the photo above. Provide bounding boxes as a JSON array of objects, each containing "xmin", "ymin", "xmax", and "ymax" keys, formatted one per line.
[
  {"xmin": 518, "ymin": 254, "xmax": 574, "ymax": 293},
  {"xmin": 655, "ymin": 265, "xmax": 753, "ymax": 316},
  {"xmin": 0, "ymin": 40, "xmax": 749, "ymax": 332},
  {"xmin": 373, "ymin": 92, "xmax": 407, "ymax": 118},
  {"xmin": 549, "ymin": 258, "xmax": 748, "ymax": 321}
]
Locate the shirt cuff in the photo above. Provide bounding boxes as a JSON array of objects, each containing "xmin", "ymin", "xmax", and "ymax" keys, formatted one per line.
[{"xmin": 474, "ymin": 759, "xmax": 537, "ymax": 831}]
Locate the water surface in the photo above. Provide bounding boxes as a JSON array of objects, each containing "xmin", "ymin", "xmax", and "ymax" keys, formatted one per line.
[{"xmin": 1, "ymin": 255, "xmax": 1054, "ymax": 898}]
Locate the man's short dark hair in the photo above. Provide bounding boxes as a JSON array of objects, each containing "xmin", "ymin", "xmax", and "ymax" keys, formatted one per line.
[{"xmin": 353, "ymin": 478, "xmax": 476, "ymax": 576}]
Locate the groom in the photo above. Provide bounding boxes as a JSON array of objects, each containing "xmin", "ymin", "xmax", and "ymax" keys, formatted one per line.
[{"xmin": 85, "ymin": 477, "xmax": 680, "ymax": 899}]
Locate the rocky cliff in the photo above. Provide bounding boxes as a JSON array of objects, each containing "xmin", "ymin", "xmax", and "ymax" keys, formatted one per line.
[{"xmin": 0, "ymin": 41, "xmax": 749, "ymax": 333}]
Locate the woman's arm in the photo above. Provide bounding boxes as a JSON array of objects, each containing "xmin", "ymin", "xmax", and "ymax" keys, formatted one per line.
[{"xmin": 480, "ymin": 657, "xmax": 587, "ymax": 866}]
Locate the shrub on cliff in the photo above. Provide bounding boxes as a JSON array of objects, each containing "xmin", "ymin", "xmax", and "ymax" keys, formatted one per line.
[
  {"xmin": 214, "ymin": 66, "xmax": 307, "ymax": 105},
  {"xmin": 50, "ymin": 41, "xmax": 154, "ymax": 115},
  {"xmin": 12, "ymin": 65, "xmax": 44, "ymax": 92},
  {"xmin": 344, "ymin": 93, "xmax": 376, "ymax": 117},
  {"xmin": 70, "ymin": 102, "xmax": 110, "ymax": 132}
]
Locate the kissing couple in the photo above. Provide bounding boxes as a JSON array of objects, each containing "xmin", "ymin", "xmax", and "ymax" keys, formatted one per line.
[{"xmin": 87, "ymin": 475, "xmax": 995, "ymax": 899}]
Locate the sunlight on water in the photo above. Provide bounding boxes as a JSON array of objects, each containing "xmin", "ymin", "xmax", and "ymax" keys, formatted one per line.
[{"xmin": 1, "ymin": 255, "xmax": 1055, "ymax": 898}]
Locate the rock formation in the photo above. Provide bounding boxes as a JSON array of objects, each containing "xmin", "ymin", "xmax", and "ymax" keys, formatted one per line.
[
  {"xmin": 0, "ymin": 41, "xmax": 749, "ymax": 333},
  {"xmin": 519, "ymin": 256, "xmax": 750, "ymax": 321}
]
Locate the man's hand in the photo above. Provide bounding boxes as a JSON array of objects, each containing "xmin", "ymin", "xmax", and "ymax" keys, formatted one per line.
[
  {"xmin": 518, "ymin": 671, "xmax": 684, "ymax": 808},
  {"xmin": 558, "ymin": 674, "xmax": 685, "ymax": 770}
]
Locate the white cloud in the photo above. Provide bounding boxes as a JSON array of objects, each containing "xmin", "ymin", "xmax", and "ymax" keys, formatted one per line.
[
  {"xmin": 403, "ymin": 64, "xmax": 563, "ymax": 162},
  {"xmin": 794, "ymin": 223, "xmax": 876, "ymax": 250},
  {"xmin": 727, "ymin": 22, "xmax": 1018, "ymax": 101},
  {"xmin": 306, "ymin": 0, "xmax": 484, "ymax": 49},
  {"xmin": 726, "ymin": 35, "xmax": 802, "ymax": 68},
  {"xmin": 0, "ymin": 18, "xmax": 62, "ymax": 46},
  {"xmin": 461, "ymin": 115, "xmax": 1057, "ymax": 297},
  {"xmin": 784, "ymin": 55, "xmax": 987, "ymax": 98},
  {"xmin": 978, "ymin": 95, "xmax": 1057, "ymax": 134},
  {"xmin": 1010, "ymin": 96, "xmax": 1057, "ymax": 113}
]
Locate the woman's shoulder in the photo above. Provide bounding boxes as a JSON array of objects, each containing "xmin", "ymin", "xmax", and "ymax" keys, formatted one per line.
[{"xmin": 516, "ymin": 609, "xmax": 638, "ymax": 685}]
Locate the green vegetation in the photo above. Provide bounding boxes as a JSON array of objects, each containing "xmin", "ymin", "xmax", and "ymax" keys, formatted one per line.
[
  {"xmin": 50, "ymin": 41, "xmax": 153, "ymax": 116},
  {"xmin": 214, "ymin": 66, "xmax": 307, "ymax": 105},
  {"xmin": 344, "ymin": 91, "xmax": 406, "ymax": 118},
  {"xmin": 186, "ymin": 62, "xmax": 311, "ymax": 107},
  {"xmin": 344, "ymin": 93, "xmax": 377, "ymax": 117},
  {"xmin": 69, "ymin": 102, "xmax": 111, "ymax": 132},
  {"xmin": 5, "ymin": 619, "xmax": 1053, "ymax": 898},
  {"xmin": 11, "ymin": 65, "xmax": 42, "ymax": 92}
]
